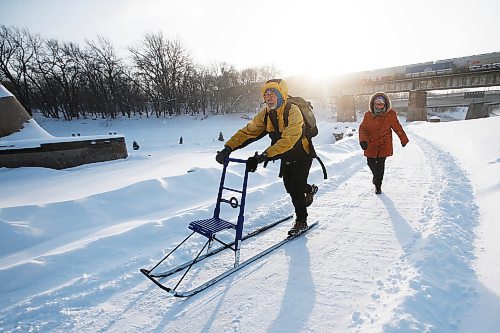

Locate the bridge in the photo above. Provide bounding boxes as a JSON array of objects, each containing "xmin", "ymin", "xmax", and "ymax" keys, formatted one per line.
[
  {"xmin": 308, "ymin": 52, "xmax": 500, "ymax": 122},
  {"xmin": 333, "ymin": 69, "xmax": 500, "ymax": 95}
]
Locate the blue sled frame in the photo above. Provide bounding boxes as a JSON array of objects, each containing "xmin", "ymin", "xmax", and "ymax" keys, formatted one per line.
[{"xmin": 140, "ymin": 157, "xmax": 296, "ymax": 297}]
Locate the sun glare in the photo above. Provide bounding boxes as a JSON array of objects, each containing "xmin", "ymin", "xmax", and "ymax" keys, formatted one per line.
[
  {"xmin": 274, "ymin": 2, "xmax": 382, "ymax": 78},
  {"xmin": 116, "ymin": 0, "xmax": 405, "ymax": 79}
]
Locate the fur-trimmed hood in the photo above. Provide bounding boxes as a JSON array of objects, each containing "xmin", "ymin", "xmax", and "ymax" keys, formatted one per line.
[
  {"xmin": 261, "ymin": 79, "xmax": 289, "ymax": 105},
  {"xmin": 368, "ymin": 92, "xmax": 391, "ymax": 113}
]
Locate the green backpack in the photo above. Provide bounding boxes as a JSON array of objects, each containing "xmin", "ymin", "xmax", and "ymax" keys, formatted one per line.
[{"xmin": 285, "ymin": 96, "xmax": 318, "ymax": 139}]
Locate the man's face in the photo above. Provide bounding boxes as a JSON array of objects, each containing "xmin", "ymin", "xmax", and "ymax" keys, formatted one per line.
[{"xmin": 264, "ymin": 90, "xmax": 278, "ymax": 110}]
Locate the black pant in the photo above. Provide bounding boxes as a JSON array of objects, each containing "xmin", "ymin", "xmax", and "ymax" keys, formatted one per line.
[
  {"xmin": 282, "ymin": 157, "xmax": 313, "ymax": 222},
  {"xmin": 367, "ymin": 157, "xmax": 386, "ymax": 187}
]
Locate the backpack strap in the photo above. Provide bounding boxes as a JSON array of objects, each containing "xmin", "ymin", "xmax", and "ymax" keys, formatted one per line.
[
  {"xmin": 268, "ymin": 109, "xmax": 280, "ymax": 137},
  {"xmin": 285, "ymin": 99, "xmax": 327, "ymax": 179},
  {"xmin": 283, "ymin": 100, "xmax": 291, "ymax": 127},
  {"xmin": 264, "ymin": 110, "xmax": 281, "ymax": 137},
  {"xmin": 317, "ymin": 155, "xmax": 327, "ymax": 179}
]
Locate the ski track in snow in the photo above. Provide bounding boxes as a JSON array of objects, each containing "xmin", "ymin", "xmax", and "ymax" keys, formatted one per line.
[
  {"xmin": 351, "ymin": 132, "xmax": 482, "ymax": 333},
  {"xmin": 0, "ymin": 132, "xmax": 492, "ymax": 332}
]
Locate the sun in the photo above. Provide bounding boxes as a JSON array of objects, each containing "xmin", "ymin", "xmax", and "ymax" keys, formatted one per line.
[{"xmin": 274, "ymin": 3, "xmax": 381, "ymax": 78}]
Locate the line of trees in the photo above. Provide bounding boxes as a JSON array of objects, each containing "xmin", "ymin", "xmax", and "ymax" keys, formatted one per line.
[{"xmin": 0, "ymin": 25, "xmax": 279, "ymax": 120}]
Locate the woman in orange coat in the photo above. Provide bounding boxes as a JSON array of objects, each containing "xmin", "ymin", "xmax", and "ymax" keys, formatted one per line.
[{"xmin": 359, "ymin": 92, "xmax": 409, "ymax": 194}]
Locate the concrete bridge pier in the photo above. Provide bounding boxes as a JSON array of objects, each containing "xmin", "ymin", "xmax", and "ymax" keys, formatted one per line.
[
  {"xmin": 465, "ymin": 102, "xmax": 489, "ymax": 119},
  {"xmin": 407, "ymin": 90, "xmax": 427, "ymax": 122},
  {"xmin": 336, "ymin": 95, "xmax": 356, "ymax": 122}
]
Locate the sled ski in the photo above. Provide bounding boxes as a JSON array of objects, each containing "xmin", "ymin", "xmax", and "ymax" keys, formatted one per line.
[
  {"xmin": 141, "ymin": 156, "xmax": 316, "ymax": 297},
  {"xmin": 148, "ymin": 214, "xmax": 293, "ymax": 278},
  {"xmin": 141, "ymin": 221, "xmax": 318, "ymax": 297}
]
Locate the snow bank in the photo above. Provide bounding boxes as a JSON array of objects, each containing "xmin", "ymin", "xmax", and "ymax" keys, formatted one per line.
[{"xmin": 0, "ymin": 85, "xmax": 14, "ymax": 98}]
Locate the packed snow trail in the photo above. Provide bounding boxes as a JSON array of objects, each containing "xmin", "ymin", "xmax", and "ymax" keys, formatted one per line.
[
  {"xmin": 353, "ymin": 133, "xmax": 482, "ymax": 332},
  {"xmin": 0, "ymin": 129, "xmax": 493, "ymax": 332}
]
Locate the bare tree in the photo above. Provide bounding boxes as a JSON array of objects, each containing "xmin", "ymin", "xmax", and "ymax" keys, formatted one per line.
[
  {"xmin": 29, "ymin": 39, "xmax": 83, "ymax": 119},
  {"xmin": 166, "ymin": 39, "xmax": 191, "ymax": 115},
  {"xmin": 0, "ymin": 25, "xmax": 42, "ymax": 115},
  {"xmin": 129, "ymin": 32, "xmax": 192, "ymax": 117},
  {"xmin": 79, "ymin": 36, "xmax": 129, "ymax": 119},
  {"xmin": 258, "ymin": 65, "xmax": 281, "ymax": 82},
  {"xmin": 241, "ymin": 67, "xmax": 259, "ymax": 85},
  {"xmin": 196, "ymin": 65, "xmax": 216, "ymax": 115},
  {"xmin": 1, "ymin": 25, "xmax": 282, "ymax": 121}
]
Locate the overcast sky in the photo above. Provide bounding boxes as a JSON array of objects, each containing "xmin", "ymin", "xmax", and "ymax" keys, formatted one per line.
[{"xmin": 1, "ymin": 0, "xmax": 500, "ymax": 77}]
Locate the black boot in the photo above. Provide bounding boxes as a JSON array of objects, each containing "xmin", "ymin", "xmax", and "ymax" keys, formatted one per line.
[
  {"xmin": 304, "ymin": 184, "xmax": 318, "ymax": 208},
  {"xmin": 375, "ymin": 183, "xmax": 382, "ymax": 194},
  {"xmin": 288, "ymin": 220, "xmax": 308, "ymax": 236}
]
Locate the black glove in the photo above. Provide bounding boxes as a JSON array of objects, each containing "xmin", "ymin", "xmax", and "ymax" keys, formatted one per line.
[
  {"xmin": 215, "ymin": 146, "xmax": 232, "ymax": 164},
  {"xmin": 246, "ymin": 152, "xmax": 268, "ymax": 172},
  {"xmin": 255, "ymin": 152, "xmax": 268, "ymax": 164},
  {"xmin": 360, "ymin": 141, "xmax": 368, "ymax": 150}
]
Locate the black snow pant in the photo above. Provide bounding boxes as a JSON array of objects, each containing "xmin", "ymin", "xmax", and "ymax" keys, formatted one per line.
[
  {"xmin": 367, "ymin": 157, "xmax": 386, "ymax": 187},
  {"xmin": 281, "ymin": 156, "xmax": 313, "ymax": 222}
]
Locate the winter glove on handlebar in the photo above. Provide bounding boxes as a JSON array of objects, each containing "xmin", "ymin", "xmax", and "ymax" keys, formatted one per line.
[
  {"xmin": 360, "ymin": 141, "xmax": 368, "ymax": 150},
  {"xmin": 255, "ymin": 152, "xmax": 268, "ymax": 164},
  {"xmin": 216, "ymin": 146, "xmax": 232, "ymax": 164},
  {"xmin": 246, "ymin": 152, "xmax": 268, "ymax": 172}
]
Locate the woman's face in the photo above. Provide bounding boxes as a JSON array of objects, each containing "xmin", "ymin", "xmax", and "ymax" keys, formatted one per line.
[
  {"xmin": 374, "ymin": 99, "xmax": 385, "ymax": 111},
  {"xmin": 374, "ymin": 100, "xmax": 385, "ymax": 109}
]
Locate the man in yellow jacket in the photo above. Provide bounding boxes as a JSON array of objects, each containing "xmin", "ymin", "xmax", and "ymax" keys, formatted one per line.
[{"xmin": 216, "ymin": 79, "xmax": 317, "ymax": 236}]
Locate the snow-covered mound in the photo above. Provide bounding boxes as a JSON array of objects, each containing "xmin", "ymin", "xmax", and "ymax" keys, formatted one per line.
[
  {"xmin": 0, "ymin": 85, "xmax": 14, "ymax": 98},
  {"xmin": 0, "ymin": 84, "xmax": 53, "ymax": 141},
  {"xmin": 1, "ymin": 118, "xmax": 54, "ymax": 143}
]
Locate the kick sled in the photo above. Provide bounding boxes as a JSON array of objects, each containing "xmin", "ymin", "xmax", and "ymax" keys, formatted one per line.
[{"xmin": 140, "ymin": 156, "xmax": 318, "ymax": 297}]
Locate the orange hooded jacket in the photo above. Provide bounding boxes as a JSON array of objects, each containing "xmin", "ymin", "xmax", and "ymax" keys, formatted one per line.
[{"xmin": 359, "ymin": 92, "xmax": 409, "ymax": 158}]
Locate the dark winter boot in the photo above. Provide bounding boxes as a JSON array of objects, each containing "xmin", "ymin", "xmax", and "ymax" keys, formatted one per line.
[
  {"xmin": 305, "ymin": 184, "xmax": 318, "ymax": 207},
  {"xmin": 288, "ymin": 220, "xmax": 308, "ymax": 237},
  {"xmin": 375, "ymin": 183, "xmax": 382, "ymax": 194}
]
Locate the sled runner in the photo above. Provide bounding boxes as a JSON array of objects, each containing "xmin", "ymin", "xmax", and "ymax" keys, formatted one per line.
[{"xmin": 140, "ymin": 157, "xmax": 317, "ymax": 297}]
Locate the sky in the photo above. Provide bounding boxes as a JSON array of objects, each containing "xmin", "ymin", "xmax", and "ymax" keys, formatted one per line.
[
  {"xmin": 1, "ymin": 0, "xmax": 500, "ymax": 77},
  {"xmin": 1, "ymin": 86, "xmax": 500, "ymax": 331}
]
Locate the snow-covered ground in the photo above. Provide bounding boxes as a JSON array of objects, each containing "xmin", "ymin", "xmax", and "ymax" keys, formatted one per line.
[{"xmin": 0, "ymin": 110, "xmax": 499, "ymax": 332}]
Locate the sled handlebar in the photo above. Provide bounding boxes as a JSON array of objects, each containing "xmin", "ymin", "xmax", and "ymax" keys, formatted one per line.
[
  {"xmin": 226, "ymin": 157, "xmax": 248, "ymax": 164},
  {"xmin": 224, "ymin": 154, "xmax": 268, "ymax": 173}
]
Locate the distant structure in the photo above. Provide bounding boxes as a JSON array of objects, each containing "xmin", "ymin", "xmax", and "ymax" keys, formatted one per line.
[
  {"xmin": 336, "ymin": 95, "xmax": 356, "ymax": 122},
  {"xmin": 466, "ymin": 102, "xmax": 489, "ymax": 119},
  {"xmin": 407, "ymin": 90, "xmax": 428, "ymax": 121},
  {"xmin": 0, "ymin": 84, "xmax": 128, "ymax": 169},
  {"xmin": 133, "ymin": 140, "xmax": 140, "ymax": 150}
]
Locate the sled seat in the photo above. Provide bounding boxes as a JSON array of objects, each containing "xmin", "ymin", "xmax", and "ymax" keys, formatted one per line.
[{"xmin": 188, "ymin": 217, "xmax": 236, "ymax": 238}]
